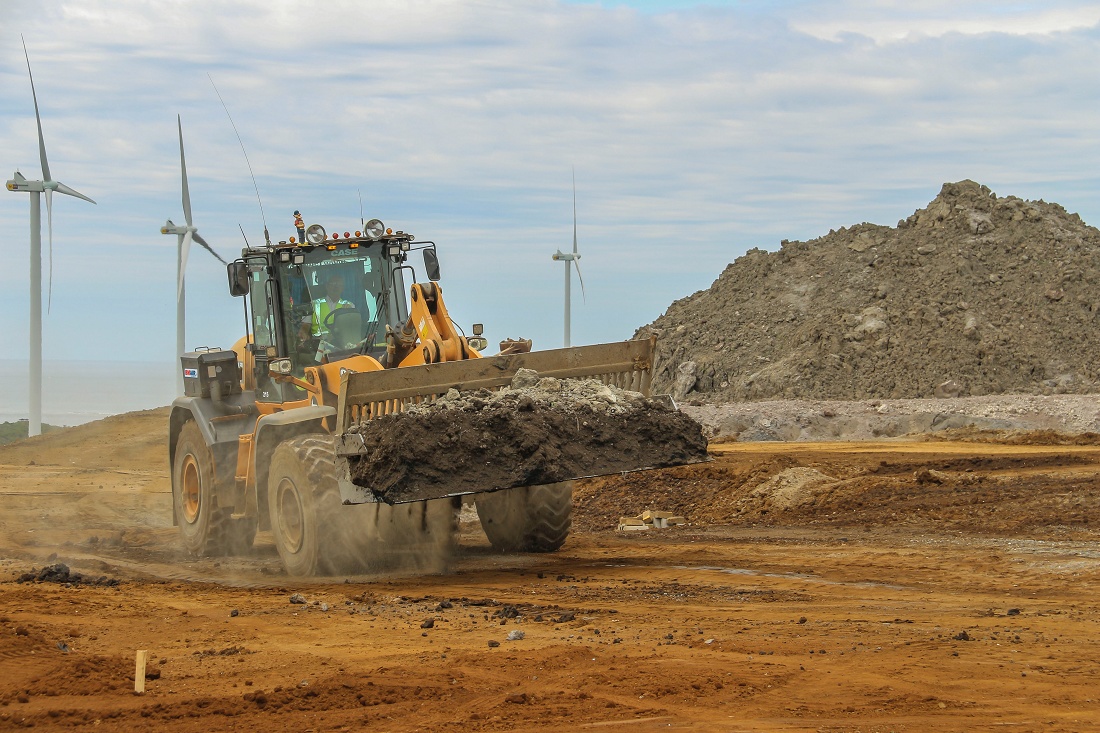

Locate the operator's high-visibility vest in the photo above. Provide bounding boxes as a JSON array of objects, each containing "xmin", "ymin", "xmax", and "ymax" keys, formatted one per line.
[{"xmin": 311, "ymin": 298, "xmax": 353, "ymax": 336}]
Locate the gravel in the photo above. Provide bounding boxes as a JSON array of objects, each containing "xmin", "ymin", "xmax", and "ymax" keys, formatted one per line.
[{"xmin": 685, "ymin": 393, "xmax": 1100, "ymax": 441}]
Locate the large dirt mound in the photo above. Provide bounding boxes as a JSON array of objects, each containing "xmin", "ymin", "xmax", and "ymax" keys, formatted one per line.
[{"xmin": 641, "ymin": 180, "xmax": 1100, "ymax": 401}]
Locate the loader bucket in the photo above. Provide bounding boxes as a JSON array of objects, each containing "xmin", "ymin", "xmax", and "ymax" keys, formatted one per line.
[{"xmin": 333, "ymin": 337, "xmax": 709, "ymax": 505}]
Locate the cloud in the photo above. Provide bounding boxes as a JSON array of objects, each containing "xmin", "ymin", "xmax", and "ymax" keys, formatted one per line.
[{"xmin": 787, "ymin": 1, "xmax": 1100, "ymax": 42}]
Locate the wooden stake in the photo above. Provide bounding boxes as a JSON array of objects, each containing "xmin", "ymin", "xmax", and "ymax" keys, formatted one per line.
[{"xmin": 134, "ymin": 650, "xmax": 149, "ymax": 694}]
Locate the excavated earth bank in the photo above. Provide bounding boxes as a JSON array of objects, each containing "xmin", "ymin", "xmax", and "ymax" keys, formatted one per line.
[
  {"xmin": 347, "ymin": 370, "xmax": 709, "ymax": 504},
  {"xmin": 641, "ymin": 180, "xmax": 1100, "ymax": 401}
]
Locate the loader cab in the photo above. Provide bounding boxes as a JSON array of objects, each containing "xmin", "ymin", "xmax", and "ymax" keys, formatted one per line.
[{"xmin": 228, "ymin": 223, "xmax": 438, "ymax": 402}]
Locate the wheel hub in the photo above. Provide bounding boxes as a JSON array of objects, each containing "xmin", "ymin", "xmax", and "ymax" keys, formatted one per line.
[
  {"xmin": 181, "ymin": 455, "xmax": 201, "ymax": 524},
  {"xmin": 276, "ymin": 478, "xmax": 306, "ymax": 554}
]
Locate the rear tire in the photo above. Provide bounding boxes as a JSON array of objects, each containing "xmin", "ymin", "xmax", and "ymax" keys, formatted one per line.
[
  {"xmin": 476, "ymin": 481, "xmax": 572, "ymax": 553},
  {"xmin": 357, "ymin": 498, "xmax": 459, "ymax": 574},
  {"xmin": 173, "ymin": 420, "xmax": 255, "ymax": 556}
]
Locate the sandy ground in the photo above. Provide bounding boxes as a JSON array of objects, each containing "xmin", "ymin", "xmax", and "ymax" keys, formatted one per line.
[{"xmin": 1, "ymin": 406, "xmax": 1099, "ymax": 732}]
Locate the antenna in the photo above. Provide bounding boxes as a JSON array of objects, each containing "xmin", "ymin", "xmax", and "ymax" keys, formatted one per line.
[
  {"xmin": 358, "ymin": 188, "xmax": 365, "ymax": 231},
  {"xmin": 239, "ymin": 223, "xmax": 252, "ymax": 249},
  {"xmin": 208, "ymin": 73, "xmax": 270, "ymax": 245}
]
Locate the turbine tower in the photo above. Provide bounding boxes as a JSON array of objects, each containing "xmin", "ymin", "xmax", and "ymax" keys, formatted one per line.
[
  {"xmin": 551, "ymin": 169, "xmax": 586, "ymax": 347},
  {"xmin": 5, "ymin": 38, "xmax": 96, "ymax": 437},
  {"xmin": 161, "ymin": 115, "xmax": 226, "ymax": 393}
]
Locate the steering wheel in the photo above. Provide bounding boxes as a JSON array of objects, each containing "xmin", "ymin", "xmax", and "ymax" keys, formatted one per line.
[
  {"xmin": 320, "ymin": 307, "xmax": 365, "ymax": 353},
  {"xmin": 322, "ymin": 306, "xmax": 357, "ymax": 332}
]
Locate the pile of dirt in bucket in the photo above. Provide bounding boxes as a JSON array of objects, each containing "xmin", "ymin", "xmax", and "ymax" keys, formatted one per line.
[
  {"xmin": 345, "ymin": 369, "xmax": 709, "ymax": 504},
  {"xmin": 640, "ymin": 180, "xmax": 1100, "ymax": 401}
]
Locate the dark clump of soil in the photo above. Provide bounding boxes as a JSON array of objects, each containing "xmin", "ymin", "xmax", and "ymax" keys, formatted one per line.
[
  {"xmin": 641, "ymin": 180, "xmax": 1100, "ymax": 401},
  {"xmin": 346, "ymin": 375, "xmax": 709, "ymax": 504},
  {"xmin": 17, "ymin": 563, "xmax": 120, "ymax": 587}
]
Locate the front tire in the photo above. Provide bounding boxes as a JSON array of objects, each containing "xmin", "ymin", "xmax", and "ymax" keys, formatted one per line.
[
  {"xmin": 267, "ymin": 434, "xmax": 360, "ymax": 576},
  {"xmin": 268, "ymin": 435, "xmax": 460, "ymax": 576},
  {"xmin": 476, "ymin": 481, "xmax": 573, "ymax": 552},
  {"xmin": 173, "ymin": 420, "xmax": 255, "ymax": 556}
]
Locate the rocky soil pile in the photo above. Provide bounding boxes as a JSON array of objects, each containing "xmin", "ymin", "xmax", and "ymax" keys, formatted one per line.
[
  {"xmin": 640, "ymin": 180, "xmax": 1100, "ymax": 401},
  {"xmin": 347, "ymin": 370, "xmax": 708, "ymax": 503}
]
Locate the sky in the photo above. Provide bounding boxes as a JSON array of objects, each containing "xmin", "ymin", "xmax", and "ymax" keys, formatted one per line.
[{"xmin": 3, "ymin": 0, "xmax": 1100, "ymax": 382}]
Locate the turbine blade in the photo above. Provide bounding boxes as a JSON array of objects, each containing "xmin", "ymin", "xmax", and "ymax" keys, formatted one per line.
[
  {"xmin": 54, "ymin": 181, "xmax": 96, "ymax": 205},
  {"xmin": 178, "ymin": 230, "xmax": 192, "ymax": 300},
  {"xmin": 178, "ymin": 115, "xmax": 193, "ymax": 228},
  {"xmin": 23, "ymin": 37, "xmax": 51, "ymax": 183},
  {"xmin": 192, "ymin": 230, "xmax": 227, "ymax": 265},
  {"xmin": 45, "ymin": 187, "xmax": 54, "ymax": 313},
  {"xmin": 573, "ymin": 257, "xmax": 587, "ymax": 303},
  {"xmin": 572, "ymin": 166, "xmax": 578, "ymax": 255}
]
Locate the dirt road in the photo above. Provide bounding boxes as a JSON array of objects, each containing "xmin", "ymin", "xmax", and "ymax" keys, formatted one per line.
[{"xmin": 1, "ymin": 409, "xmax": 1098, "ymax": 731}]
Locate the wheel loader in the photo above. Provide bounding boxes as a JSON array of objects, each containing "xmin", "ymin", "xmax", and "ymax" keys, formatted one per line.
[{"xmin": 169, "ymin": 217, "xmax": 703, "ymax": 576}]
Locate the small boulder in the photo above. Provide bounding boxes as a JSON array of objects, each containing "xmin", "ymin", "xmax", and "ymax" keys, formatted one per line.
[
  {"xmin": 933, "ymin": 380, "xmax": 962, "ymax": 398},
  {"xmin": 672, "ymin": 361, "xmax": 698, "ymax": 400},
  {"xmin": 511, "ymin": 369, "xmax": 541, "ymax": 389}
]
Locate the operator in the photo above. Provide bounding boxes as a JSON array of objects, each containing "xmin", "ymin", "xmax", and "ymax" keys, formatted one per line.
[{"xmin": 298, "ymin": 272, "xmax": 355, "ymax": 344}]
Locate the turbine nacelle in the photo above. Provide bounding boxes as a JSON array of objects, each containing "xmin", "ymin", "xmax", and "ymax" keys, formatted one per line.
[
  {"xmin": 7, "ymin": 171, "xmax": 37, "ymax": 191},
  {"xmin": 161, "ymin": 219, "xmax": 187, "ymax": 236},
  {"xmin": 6, "ymin": 172, "xmax": 41, "ymax": 192}
]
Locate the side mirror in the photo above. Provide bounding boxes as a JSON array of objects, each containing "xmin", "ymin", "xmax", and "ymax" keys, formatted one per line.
[
  {"xmin": 423, "ymin": 248, "xmax": 441, "ymax": 281},
  {"xmin": 227, "ymin": 261, "xmax": 249, "ymax": 297}
]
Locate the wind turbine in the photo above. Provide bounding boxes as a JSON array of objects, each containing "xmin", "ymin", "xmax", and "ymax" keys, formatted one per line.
[
  {"xmin": 161, "ymin": 115, "xmax": 226, "ymax": 393},
  {"xmin": 5, "ymin": 38, "xmax": 96, "ymax": 437},
  {"xmin": 551, "ymin": 169, "xmax": 586, "ymax": 347}
]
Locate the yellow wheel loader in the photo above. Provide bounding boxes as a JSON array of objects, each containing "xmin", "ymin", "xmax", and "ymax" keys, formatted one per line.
[{"xmin": 169, "ymin": 218, "xmax": 703, "ymax": 576}]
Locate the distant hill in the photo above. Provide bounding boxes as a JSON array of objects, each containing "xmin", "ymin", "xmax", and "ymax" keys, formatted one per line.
[
  {"xmin": 0, "ymin": 408, "xmax": 168, "ymax": 466},
  {"xmin": 0, "ymin": 421, "xmax": 63, "ymax": 446},
  {"xmin": 639, "ymin": 180, "xmax": 1100, "ymax": 401}
]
